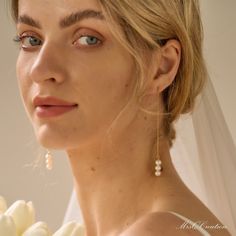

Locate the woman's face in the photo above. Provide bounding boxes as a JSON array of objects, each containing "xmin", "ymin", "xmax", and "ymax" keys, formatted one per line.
[{"xmin": 16, "ymin": 0, "xmax": 137, "ymax": 149}]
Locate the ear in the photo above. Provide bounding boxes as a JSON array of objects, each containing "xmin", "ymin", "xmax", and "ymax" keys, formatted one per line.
[{"xmin": 148, "ymin": 39, "xmax": 181, "ymax": 94}]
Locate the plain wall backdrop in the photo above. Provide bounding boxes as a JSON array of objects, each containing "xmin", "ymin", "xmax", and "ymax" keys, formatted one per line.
[{"xmin": 0, "ymin": 0, "xmax": 236, "ymax": 232}]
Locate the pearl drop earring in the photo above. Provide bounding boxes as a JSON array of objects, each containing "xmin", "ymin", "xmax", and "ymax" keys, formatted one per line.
[
  {"xmin": 45, "ymin": 150, "xmax": 53, "ymax": 170},
  {"xmin": 155, "ymin": 159, "xmax": 162, "ymax": 176},
  {"xmin": 155, "ymin": 112, "xmax": 163, "ymax": 176}
]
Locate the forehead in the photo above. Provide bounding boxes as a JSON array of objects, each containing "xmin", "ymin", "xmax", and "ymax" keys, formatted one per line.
[
  {"xmin": 17, "ymin": 0, "xmax": 109, "ymax": 31},
  {"xmin": 18, "ymin": 0, "xmax": 102, "ymax": 16}
]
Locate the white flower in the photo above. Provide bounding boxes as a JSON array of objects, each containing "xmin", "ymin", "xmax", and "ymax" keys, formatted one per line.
[
  {"xmin": 1, "ymin": 196, "xmax": 85, "ymax": 236},
  {"xmin": 0, "ymin": 196, "xmax": 7, "ymax": 214},
  {"xmin": 0, "ymin": 214, "xmax": 17, "ymax": 236},
  {"xmin": 5, "ymin": 200, "xmax": 35, "ymax": 235},
  {"xmin": 53, "ymin": 221, "xmax": 85, "ymax": 236},
  {"xmin": 22, "ymin": 221, "xmax": 52, "ymax": 236}
]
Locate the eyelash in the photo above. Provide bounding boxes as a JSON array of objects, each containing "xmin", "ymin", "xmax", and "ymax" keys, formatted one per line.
[{"xmin": 13, "ymin": 33, "xmax": 103, "ymax": 50}]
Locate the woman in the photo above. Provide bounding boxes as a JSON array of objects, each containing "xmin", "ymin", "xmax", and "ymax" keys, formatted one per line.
[{"xmin": 10, "ymin": 0, "xmax": 232, "ymax": 235}]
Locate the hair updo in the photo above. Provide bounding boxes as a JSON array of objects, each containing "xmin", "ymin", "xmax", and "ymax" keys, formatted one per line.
[{"xmin": 10, "ymin": 0, "xmax": 208, "ymax": 148}]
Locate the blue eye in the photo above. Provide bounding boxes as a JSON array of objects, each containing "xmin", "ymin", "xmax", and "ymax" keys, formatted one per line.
[
  {"xmin": 13, "ymin": 35, "xmax": 42, "ymax": 49},
  {"xmin": 26, "ymin": 36, "xmax": 42, "ymax": 46},
  {"xmin": 76, "ymin": 35, "xmax": 102, "ymax": 47}
]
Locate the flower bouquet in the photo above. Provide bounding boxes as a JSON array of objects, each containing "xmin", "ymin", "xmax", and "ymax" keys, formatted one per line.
[{"xmin": 0, "ymin": 196, "xmax": 85, "ymax": 236}]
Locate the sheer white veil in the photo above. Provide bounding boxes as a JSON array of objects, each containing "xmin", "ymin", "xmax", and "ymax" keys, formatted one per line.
[{"xmin": 63, "ymin": 75, "xmax": 236, "ymax": 235}]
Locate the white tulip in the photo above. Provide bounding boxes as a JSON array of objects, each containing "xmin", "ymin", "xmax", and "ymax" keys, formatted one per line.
[
  {"xmin": 53, "ymin": 221, "xmax": 85, "ymax": 236},
  {"xmin": 0, "ymin": 214, "xmax": 17, "ymax": 236},
  {"xmin": 5, "ymin": 200, "xmax": 35, "ymax": 235},
  {"xmin": 22, "ymin": 221, "xmax": 52, "ymax": 236},
  {"xmin": 0, "ymin": 196, "xmax": 7, "ymax": 214}
]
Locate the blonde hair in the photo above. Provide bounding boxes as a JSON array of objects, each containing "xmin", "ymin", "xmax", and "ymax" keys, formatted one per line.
[{"xmin": 10, "ymin": 0, "xmax": 208, "ymax": 148}]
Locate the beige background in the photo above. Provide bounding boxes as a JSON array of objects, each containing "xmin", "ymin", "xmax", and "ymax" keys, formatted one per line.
[{"xmin": 0, "ymin": 0, "xmax": 235, "ymax": 232}]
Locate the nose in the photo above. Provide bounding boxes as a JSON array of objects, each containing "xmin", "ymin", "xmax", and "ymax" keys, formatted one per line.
[{"xmin": 29, "ymin": 42, "xmax": 68, "ymax": 84}]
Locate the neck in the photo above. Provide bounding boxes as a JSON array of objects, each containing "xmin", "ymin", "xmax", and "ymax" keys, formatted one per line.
[{"xmin": 66, "ymin": 113, "xmax": 180, "ymax": 236}]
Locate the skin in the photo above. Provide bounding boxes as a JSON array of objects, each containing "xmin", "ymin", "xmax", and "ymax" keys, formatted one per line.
[{"xmin": 16, "ymin": 0, "xmax": 231, "ymax": 235}]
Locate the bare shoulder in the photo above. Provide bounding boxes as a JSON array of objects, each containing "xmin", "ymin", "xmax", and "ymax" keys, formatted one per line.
[{"xmin": 120, "ymin": 212, "xmax": 204, "ymax": 236}]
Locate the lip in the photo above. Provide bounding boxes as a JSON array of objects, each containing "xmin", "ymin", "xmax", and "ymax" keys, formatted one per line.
[{"xmin": 33, "ymin": 96, "xmax": 78, "ymax": 118}]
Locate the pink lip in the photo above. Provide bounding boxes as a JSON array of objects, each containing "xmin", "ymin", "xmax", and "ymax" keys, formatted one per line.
[{"xmin": 33, "ymin": 96, "xmax": 78, "ymax": 118}]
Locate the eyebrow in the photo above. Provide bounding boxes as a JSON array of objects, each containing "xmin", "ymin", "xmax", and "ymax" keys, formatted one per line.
[{"xmin": 17, "ymin": 9, "xmax": 105, "ymax": 29}]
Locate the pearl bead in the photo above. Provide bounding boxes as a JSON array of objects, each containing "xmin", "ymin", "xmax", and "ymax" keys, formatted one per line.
[
  {"xmin": 45, "ymin": 152, "xmax": 53, "ymax": 170},
  {"xmin": 155, "ymin": 160, "xmax": 162, "ymax": 165},
  {"xmin": 155, "ymin": 165, "xmax": 162, "ymax": 170},
  {"xmin": 155, "ymin": 171, "xmax": 161, "ymax": 176}
]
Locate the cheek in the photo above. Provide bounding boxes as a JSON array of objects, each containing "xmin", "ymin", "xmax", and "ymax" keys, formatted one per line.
[
  {"xmin": 100, "ymin": 56, "xmax": 136, "ymax": 103},
  {"xmin": 79, "ymin": 47, "xmax": 136, "ymax": 100},
  {"xmin": 79, "ymin": 59, "xmax": 136, "ymax": 125},
  {"xmin": 66, "ymin": 50, "xmax": 136, "ymax": 135},
  {"xmin": 68, "ymin": 43, "xmax": 136, "ymax": 109},
  {"xmin": 16, "ymin": 55, "xmax": 33, "ymax": 113}
]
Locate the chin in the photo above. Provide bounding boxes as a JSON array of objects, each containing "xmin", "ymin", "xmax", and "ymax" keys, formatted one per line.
[
  {"xmin": 36, "ymin": 135, "xmax": 66, "ymax": 150},
  {"xmin": 33, "ymin": 124, "xmax": 90, "ymax": 150},
  {"xmin": 34, "ymin": 124, "xmax": 71, "ymax": 150},
  {"xmin": 33, "ymin": 121, "xmax": 103, "ymax": 150}
]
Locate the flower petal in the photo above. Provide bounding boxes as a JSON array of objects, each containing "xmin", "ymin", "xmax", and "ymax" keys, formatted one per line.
[
  {"xmin": 53, "ymin": 221, "xmax": 85, "ymax": 236},
  {"xmin": 22, "ymin": 221, "xmax": 52, "ymax": 236},
  {"xmin": 0, "ymin": 214, "xmax": 17, "ymax": 236},
  {"xmin": 5, "ymin": 200, "xmax": 35, "ymax": 235}
]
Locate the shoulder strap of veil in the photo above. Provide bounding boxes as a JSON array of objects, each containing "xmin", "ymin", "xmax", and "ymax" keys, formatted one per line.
[{"xmin": 63, "ymin": 76, "xmax": 236, "ymax": 235}]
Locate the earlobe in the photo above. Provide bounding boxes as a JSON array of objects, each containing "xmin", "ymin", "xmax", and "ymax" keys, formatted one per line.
[{"xmin": 153, "ymin": 39, "xmax": 181, "ymax": 93}]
